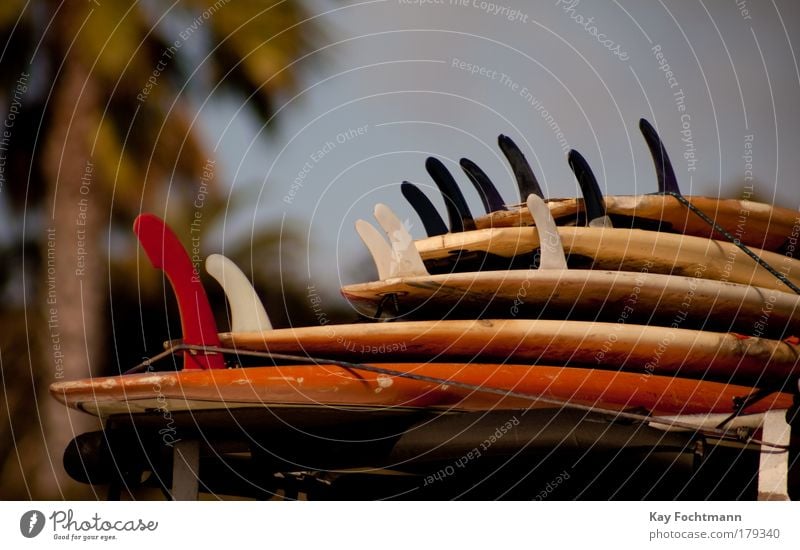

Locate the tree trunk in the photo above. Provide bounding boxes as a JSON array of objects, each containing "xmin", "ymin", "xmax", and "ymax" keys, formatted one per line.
[{"xmin": 33, "ymin": 59, "xmax": 104, "ymax": 499}]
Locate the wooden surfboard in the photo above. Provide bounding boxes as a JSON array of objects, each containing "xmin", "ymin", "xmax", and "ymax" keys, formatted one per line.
[
  {"xmin": 49, "ymin": 363, "xmax": 793, "ymax": 418},
  {"xmin": 216, "ymin": 319, "xmax": 800, "ymax": 387},
  {"xmin": 474, "ymin": 195, "xmax": 800, "ymax": 255},
  {"xmin": 340, "ymin": 270, "xmax": 800, "ymax": 337},
  {"xmin": 415, "ymin": 226, "xmax": 800, "ymax": 293}
]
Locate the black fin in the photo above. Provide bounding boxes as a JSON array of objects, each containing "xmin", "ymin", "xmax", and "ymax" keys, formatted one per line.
[
  {"xmin": 498, "ymin": 134, "xmax": 544, "ymax": 200},
  {"xmin": 568, "ymin": 150, "xmax": 606, "ymax": 224},
  {"xmin": 400, "ymin": 182, "xmax": 448, "ymax": 237},
  {"xmin": 639, "ymin": 118, "xmax": 681, "ymax": 195},
  {"xmin": 425, "ymin": 157, "xmax": 476, "ymax": 232},
  {"xmin": 459, "ymin": 158, "xmax": 508, "ymax": 213}
]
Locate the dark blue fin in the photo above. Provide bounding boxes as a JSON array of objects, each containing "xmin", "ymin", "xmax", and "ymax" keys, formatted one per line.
[
  {"xmin": 568, "ymin": 150, "xmax": 608, "ymax": 226},
  {"xmin": 639, "ymin": 118, "xmax": 680, "ymax": 195},
  {"xmin": 400, "ymin": 181, "xmax": 448, "ymax": 237},
  {"xmin": 498, "ymin": 134, "xmax": 543, "ymax": 200},
  {"xmin": 459, "ymin": 158, "xmax": 508, "ymax": 213},
  {"xmin": 425, "ymin": 157, "xmax": 476, "ymax": 232}
]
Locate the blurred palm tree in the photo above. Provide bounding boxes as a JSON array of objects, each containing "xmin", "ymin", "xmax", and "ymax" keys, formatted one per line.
[{"xmin": 0, "ymin": 0, "xmax": 316, "ymax": 498}]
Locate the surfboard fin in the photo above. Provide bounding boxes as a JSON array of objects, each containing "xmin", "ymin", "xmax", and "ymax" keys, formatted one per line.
[
  {"xmin": 639, "ymin": 118, "xmax": 681, "ymax": 195},
  {"xmin": 498, "ymin": 134, "xmax": 543, "ymax": 201},
  {"xmin": 374, "ymin": 203, "xmax": 429, "ymax": 277},
  {"xmin": 205, "ymin": 254, "xmax": 272, "ymax": 333},
  {"xmin": 355, "ymin": 219, "xmax": 394, "ymax": 280},
  {"xmin": 401, "ymin": 181, "xmax": 448, "ymax": 237},
  {"xmin": 426, "ymin": 157, "xmax": 476, "ymax": 232},
  {"xmin": 526, "ymin": 194, "xmax": 568, "ymax": 269},
  {"xmin": 568, "ymin": 149, "xmax": 613, "ymax": 228},
  {"xmin": 133, "ymin": 214, "xmax": 224, "ymax": 370},
  {"xmin": 459, "ymin": 158, "xmax": 508, "ymax": 213}
]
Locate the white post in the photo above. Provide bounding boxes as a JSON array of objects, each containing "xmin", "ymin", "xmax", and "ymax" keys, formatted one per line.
[{"xmin": 757, "ymin": 410, "xmax": 791, "ymax": 501}]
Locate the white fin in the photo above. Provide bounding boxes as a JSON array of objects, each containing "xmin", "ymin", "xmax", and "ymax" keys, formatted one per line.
[
  {"xmin": 373, "ymin": 203, "xmax": 429, "ymax": 277},
  {"xmin": 589, "ymin": 215, "xmax": 614, "ymax": 228},
  {"xmin": 205, "ymin": 254, "xmax": 272, "ymax": 332},
  {"xmin": 526, "ymin": 194, "xmax": 567, "ymax": 269},
  {"xmin": 355, "ymin": 219, "xmax": 393, "ymax": 280}
]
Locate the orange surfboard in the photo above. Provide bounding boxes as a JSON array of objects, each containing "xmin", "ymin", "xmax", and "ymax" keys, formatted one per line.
[{"xmin": 49, "ymin": 363, "xmax": 793, "ymax": 418}]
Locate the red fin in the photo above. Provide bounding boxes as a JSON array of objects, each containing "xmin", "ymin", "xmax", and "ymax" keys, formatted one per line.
[{"xmin": 134, "ymin": 214, "xmax": 224, "ymax": 370}]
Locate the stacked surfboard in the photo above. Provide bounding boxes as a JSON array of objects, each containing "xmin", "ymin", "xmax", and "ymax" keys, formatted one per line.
[
  {"xmin": 333, "ymin": 119, "xmax": 800, "ymax": 498},
  {"xmin": 49, "ymin": 120, "xmax": 800, "ymax": 500}
]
